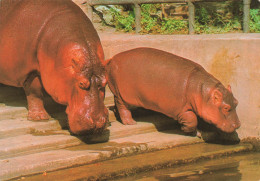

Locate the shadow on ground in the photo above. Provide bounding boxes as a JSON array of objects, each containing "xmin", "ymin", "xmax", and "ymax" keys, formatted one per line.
[{"xmin": 109, "ymin": 105, "xmax": 240, "ymax": 145}]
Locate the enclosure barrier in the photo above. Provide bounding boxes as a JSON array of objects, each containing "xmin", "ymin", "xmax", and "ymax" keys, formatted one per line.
[{"xmin": 87, "ymin": 0, "xmax": 251, "ymax": 34}]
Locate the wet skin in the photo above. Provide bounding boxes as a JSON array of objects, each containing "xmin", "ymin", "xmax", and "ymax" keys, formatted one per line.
[
  {"xmin": 0, "ymin": 0, "xmax": 109, "ymax": 135},
  {"xmin": 106, "ymin": 48, "xmax": 241, "ymax": 133}
]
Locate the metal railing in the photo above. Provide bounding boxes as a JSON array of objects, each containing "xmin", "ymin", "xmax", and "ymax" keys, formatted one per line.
[{"xmin": 86, "ymin": 0, "xmax": 251, "ymax": 34}]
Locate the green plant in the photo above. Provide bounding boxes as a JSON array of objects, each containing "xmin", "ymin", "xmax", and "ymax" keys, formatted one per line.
[
  {"xmin": 195, "ymin": 2, "xmax": 244, "ymax": 34},
  {"xmin": 161, "ymin": 19, "xmax": 188, "ymax": 33},
  {"xmin": 140, "ymin": 4, "xmax": 188, "ymax": 34},
  {"xmin": 109, "ymin": 7, "xmax": 135, "ymax": 32},
  {"xmin": 250, "ymin": 9, "xmax": 260, "ymax": 32},
  {"xmin": 106, "ymin": 3, "xmax": 260, "ymax": 34},
  {"xmin": 141, "ymin": 4, "xmax": 159, "ymax": 33}
]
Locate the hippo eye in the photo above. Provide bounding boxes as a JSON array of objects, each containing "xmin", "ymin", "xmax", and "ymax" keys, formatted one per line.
[{"xmin": 222, "ymin": 105, "xmax": 231, "ymax": 114}]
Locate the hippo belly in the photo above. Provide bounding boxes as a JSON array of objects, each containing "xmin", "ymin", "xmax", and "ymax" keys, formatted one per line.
[{"xmin": 106, "ymin": 48, "xmax": 240, "ymax": 134}]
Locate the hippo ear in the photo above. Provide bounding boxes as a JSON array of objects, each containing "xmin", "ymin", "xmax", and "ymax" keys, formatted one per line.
[
  {"xmin": 212, "ymin": 89, "xmax": 223, "ymax": 106},
  {"xmin": 227, "ymin": 85, "xmax": 232, "ymax": 93},
  {"xmin": 78, "ymin": 77, "xmax": 90, "ymax": 90}
]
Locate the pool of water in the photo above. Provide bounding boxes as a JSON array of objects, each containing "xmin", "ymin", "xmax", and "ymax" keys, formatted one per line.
[{"xmin": 116, "ymin": 152, "xmax": 260, "ymax": 181}]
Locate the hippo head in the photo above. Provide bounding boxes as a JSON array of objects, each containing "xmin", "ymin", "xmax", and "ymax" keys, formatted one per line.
[
  {"xmin": 40, "ymin": 43, "xmax": 109, "ymax": 135},
  {"xmin": 201, "ymin": 85, "xmax": 241, "ymax": 133}
]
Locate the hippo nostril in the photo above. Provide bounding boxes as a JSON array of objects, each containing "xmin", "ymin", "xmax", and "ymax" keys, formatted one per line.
[{"xmin": 94, "ymin": 116, "xmax": 107, "ymax": 130}]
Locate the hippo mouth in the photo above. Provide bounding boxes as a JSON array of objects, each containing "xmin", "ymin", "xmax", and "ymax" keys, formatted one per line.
[
  {"xmin": 214, "ymin": 119, "xmax": 241, "ymax": 133},
  {"xmin": 69, "ymin": 115, "xmax": 109, "ymax": 136},
  {"xmin": 66, "ymin": 105, "xmax": 109, "ymax": 135}
]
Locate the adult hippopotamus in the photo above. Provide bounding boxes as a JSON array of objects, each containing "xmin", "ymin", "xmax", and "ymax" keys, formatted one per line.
[
  {"xmin": 0, "ymin": 0, "xmax": 109, "ymax": 135},
  {"xmin": 106, "ymin": 48, "xmax": 241, "ymax": 133}
]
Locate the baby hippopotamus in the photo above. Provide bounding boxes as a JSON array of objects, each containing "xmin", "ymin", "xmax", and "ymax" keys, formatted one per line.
[{"xmin": 106, "ymin": 48, "xmax": 241, "ymax": 133}]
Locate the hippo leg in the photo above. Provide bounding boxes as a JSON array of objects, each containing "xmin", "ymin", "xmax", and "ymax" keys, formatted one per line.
[
  {"xmin": 178, "ymin": 111, "xmax": 197, "ymax": 133},
  {"xmin": 114, "ymin": 96, "xmax": 137, "ymax": 125},
  {"xmin": 23, "ymin": 73, "xmax": 50, "ymax": 121}
]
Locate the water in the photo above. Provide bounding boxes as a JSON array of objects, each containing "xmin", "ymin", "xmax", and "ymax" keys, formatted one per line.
[{"xmin": 117, "ymin": 152, "xmax": 260, "ymax": 181}]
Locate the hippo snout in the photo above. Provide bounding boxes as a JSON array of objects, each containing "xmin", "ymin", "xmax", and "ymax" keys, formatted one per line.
[
  {"xmin": 67, "ymin": 107, "xmax": 109, "ymax": 135},
  {"xmin": 232, "ymin": 121, "xmax": 241, "ymax": 130},
  {"xmin": 218, "ymin": 119, "xmax": 241, "ymax": 133}
]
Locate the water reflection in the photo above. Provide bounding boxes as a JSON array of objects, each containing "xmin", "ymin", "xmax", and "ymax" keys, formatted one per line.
[
  {"xmin": 154, "ymin": 163, "xmax": 241, "ymax": 181},
  {"xmin": 117, "ymin": 153, "xmax": 260, "ymax": 181}
]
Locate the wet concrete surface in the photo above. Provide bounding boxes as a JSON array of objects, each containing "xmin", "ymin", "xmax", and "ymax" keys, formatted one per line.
[
  {"xmin": 117, "ymin": 152, "xmax": 260, "ymax": 181},
  {"xmin": 16, "ymin": 143, "xmax": 253, "ymax": 181}
]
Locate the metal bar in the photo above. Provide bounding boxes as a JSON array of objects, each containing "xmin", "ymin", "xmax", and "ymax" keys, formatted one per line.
[
  {"xmin": 243, "ymin": 0, "xmax": 251, "ymax": 33},
  {"xmin": 86, "ymin": 4, "xmax": 93, "ymax": 22},
  {"xmin": 134, "ymin": 3, "xmax": 142, "ymax": 34},
  {"xmin": 188, "ymin": 0, "xmax": 195, "ymax": 34}
]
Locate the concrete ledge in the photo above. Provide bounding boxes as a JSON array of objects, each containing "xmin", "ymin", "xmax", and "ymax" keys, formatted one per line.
[
  {"xmin": 0, "ymin": 107, "xmax": 27, "ymax": 121},
  {"xmin": 0, "ymin": 130, "xmax": 203, "ymax": 180},
  {"xmin": 21, "ymin": 143, "xmax": 253, "ymax": 181},
  {"xmin": 0, "ymin": 119, "xmax": 61, "ymax": 139}
]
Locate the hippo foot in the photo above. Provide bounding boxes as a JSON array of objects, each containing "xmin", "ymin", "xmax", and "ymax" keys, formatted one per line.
[
  {"xmin": 181, "ymin": 125, "xmax": 197, "ymax": 133},
  {"xmin": 28, "ymin": 109, "xmax": 50, "ymax": 121},
  {"xmin": 121, "ymin": 118, "xmax": 137, "ymax": 125}
]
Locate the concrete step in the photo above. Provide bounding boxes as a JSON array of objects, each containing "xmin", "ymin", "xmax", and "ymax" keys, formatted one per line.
[
  {"xmin": 24, "ymin": 143, "xmax": 253, "ymax": 181},
  {"xmin": 0, "ymin": 134, "xmax": 81, "ymax": 159},
  {"xmin": 0, "ymin": 118, "xmax": 62, "ymax": 139},
  {"xmin": 0, "ymin": 130, "xmax": 204, "ymax": 180},
  {"xmin": 108, "ymin": 114, "xmax": 180, "ymax": 140},
  {"xmin": 0, "ymin": 106, "xmax": 27, "ymax": 121},
  {"xmin": 0, "ymin": 116, "xmax": 179, "ymax": 159}
]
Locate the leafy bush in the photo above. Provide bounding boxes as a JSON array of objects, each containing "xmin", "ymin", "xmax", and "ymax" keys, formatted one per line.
[
  {"xmin": 195, "ymin": 2, "xmax": 243, "ymax": 34},
  {"xmin": 141, "ymin": 4, "xmax": 188, "ymax": 34},
  {"xmin": 106, "ymin": 3, "xmax": 260, "ymax": 34},
  {"xmin": 109, "ymin": 6, "xmax": 135, "ymax": 32},
  {"xmin": 140, "ymin": 4, "xmax": 159, "ymax": 33},
  {"xmin": 250, "ymin": 9, "xmax": 260, "ymax": 32}
]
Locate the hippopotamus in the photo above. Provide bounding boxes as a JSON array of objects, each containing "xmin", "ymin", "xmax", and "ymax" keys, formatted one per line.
[
  {"xmin": 106, "ymin": 48, "xmax": 241, "ymax": 133},
  {"xmin": 0, "ymin": 0, "xmax": 109, "ymax": 135}
]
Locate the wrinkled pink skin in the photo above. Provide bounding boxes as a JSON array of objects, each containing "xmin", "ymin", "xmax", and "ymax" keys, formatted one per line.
[
  {"xmin": 106, "ymin": 48, "xmax": 241, "ymax": 133},
  {"xmin": 0, "ymin": 0, "xmax": 109, "ymax": 135}
]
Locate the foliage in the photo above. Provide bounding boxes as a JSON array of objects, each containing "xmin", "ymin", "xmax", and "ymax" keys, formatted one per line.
[
  {"xmin": 141, "ymin": 4, "xmax": 188, "ymax": 34},
  {"xmin": 107, "ymin": 3, "xmax": 260, "ymax": 34},
  {"xmin": 250, "ymin": 9, "xmax": 260, "ymax": 32},
  {"xmin": 140, "ymin": 4, "xmax": 159, "ymax": 33},
  {"xmin": 194, "ymin": 2, "xmax": 243, "ymax": 34},
  {"xmin": 109, "ymin": 6, "xmax": 135, "ymax": 32}
]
